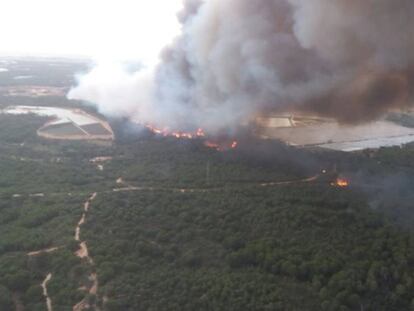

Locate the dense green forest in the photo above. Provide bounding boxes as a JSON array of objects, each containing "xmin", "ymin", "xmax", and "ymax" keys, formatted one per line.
[
  {"xmin": 1, "ymin": 59, "xmax": 414, "ymax": 310},
  {"xmin": 2, "ymin": 112, "xmax": 414, "ymax": 310},
  {"xmin": 0, "ymin": 195, "xmax": 87, "ymax": 310},
  {"xmin": 86, "ymin": 188, "xmax": 414, "ymax": 311}
]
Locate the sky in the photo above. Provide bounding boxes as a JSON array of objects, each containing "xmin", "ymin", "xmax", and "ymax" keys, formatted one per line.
[{"xmin": 0, "ymin": 0, "xmax": 183, "ymax": 63}]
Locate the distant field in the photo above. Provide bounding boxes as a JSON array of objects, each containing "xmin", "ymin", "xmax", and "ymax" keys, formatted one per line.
[
  {"xmin": 80, "ymin": 123, "xmax": 112, "ymax": 136},
  {"xmin": 41, "ymin": 123, "xmax": 86, "ymax": 137},
  {"xmin": 3, "ymin": 105, "xmax": 114, "ymax": 141},
  {"xmin": 259, "ymin": 119, "xmax": 414, "ymax": 151},
  {"xmin": 0, "ymin": 58, "xmax": 90, "ymax": 87},
  {"xmin": 0, "ymin": 58, "xmax": 91, "ymax": 114}
]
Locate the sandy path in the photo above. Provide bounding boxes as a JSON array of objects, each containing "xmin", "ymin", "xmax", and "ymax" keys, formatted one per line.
[
  {"xmin": 75, "ymin": 214, "xmax": 86, "ymax": 242},
  {"xmin": 10, "ymin": 174, "xmax": 322, "ymax": 201},
  {"xmin": 111, "ymin": 175, "xmax": 320, "ymax": 194},
  {"xmin": 260, "ymin": 175, "xmax": 319, "ymax": 187},
  {"xmin": 73, "ymin": 193, "xmax": 99, "ymax": 311},
  {"xmin": 89, "ymin": 273, "xmax": 98, "ymax": 295},
  {"xmin": 27, "ymin": 247, "xmax": 60, "ymax": 257},
  {"xmin": 75, "ymin": 193, "xmax": 96, "ymax": 241},
  {"xmin": 42, "ymin": 273, "xmax": 53, "ymax": 311}
]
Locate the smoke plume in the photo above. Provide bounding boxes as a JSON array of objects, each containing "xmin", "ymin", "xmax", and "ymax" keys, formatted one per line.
[{"xmin": 68, "ymin": 0, "xmax": 414, "ymax": 134}]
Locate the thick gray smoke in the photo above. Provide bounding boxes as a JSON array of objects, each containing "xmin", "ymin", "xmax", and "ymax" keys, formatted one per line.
[{"xmin": 69, "ymin": 0, "xmax": 414, "ymax": 134}]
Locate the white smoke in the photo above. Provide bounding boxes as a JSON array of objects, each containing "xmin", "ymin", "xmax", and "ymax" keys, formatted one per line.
[{"xmin": 69, "ymin": 0, "xmax": 414, "ymax": 133}]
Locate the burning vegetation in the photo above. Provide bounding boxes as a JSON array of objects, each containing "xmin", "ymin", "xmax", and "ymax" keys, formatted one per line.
[
  {"xmin": 331, "ymin": 178, "xmax": 350, "ymax": 188},
  {"xmin": 145, "ymin": 124, "xmax": 206, "ymax": 139},
  {"xmin": 203, "ymin": 139, "xmax": 238, "ymax": 151},
  {"xmin": 69, "ymin": 0, "xmax": 414, "ymax": 136},
  {"xmin": 145, "ymin": 124, "xmax": 238, "ymax": 151}
]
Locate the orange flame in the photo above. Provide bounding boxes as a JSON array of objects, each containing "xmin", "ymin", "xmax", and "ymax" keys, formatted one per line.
[
  {"xmin": 204, "ymin": 141, "xmax": 220, "ymax": 150},
  {"xmin": 331, "ymin": 178, "xmax": 349, "ymax": 187},
  {"xmin": 145, "ymin": 125, "xmax": 205, "ymax": 139},
  {"xmin": 145, "ymin": 124, "xmax": 238, "ymax": 151}
]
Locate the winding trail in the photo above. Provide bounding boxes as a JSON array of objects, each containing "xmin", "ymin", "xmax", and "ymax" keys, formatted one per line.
[
  {"xmin": 112, "ymin": 174, "xmax": 321, "ymax": 194},
  {"xmin": 260, "ymin": 175, "xmax": 319, "ymax": 187},
  {"xmin": 8, "ymin": 174, "xmax": 322, "ymax": 201},
  {"xmin": 27, "ymin": 247, "xmax": 60, "ymax": 257},
  {"xmin": 73, "ymin": 193, "xmax": 99, "ymax": 311},
  {"xmin": 42, "ymin": 273, "xmax": 53, "ymax": 311}
]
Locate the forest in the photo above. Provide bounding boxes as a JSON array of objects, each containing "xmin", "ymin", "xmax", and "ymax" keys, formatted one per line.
[
  {"xmin": 1, "ymin": 111, "xmax": 414, "ymax": 310},
  {"xmin": 86, "ymin": 186, "xmax": 414, "ymax": 311},
  {"xmin": 1, "ymin": 59, "xmax": 414, "ymax": 310}
]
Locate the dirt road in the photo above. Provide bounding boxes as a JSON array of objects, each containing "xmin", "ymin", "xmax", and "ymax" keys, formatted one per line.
[
  {"xmin": 27, "ymin": 247, "xmax": 60, "ymax": 257},
  {"xmin": 9, "ymin": 174, "xmax": 322, "ymax": 201},
  {"xmin": 42, "ymin": 273, "xmax": 53, "ymax": 311},
  {"xmin": 73, "ymin": 193, "xmax": 99, "ymax": 311}
]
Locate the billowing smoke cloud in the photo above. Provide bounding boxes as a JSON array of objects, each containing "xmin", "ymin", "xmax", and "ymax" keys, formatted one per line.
[{"xmin": 68, "ymin": 0, "xmax": 414, "ymax": 134}]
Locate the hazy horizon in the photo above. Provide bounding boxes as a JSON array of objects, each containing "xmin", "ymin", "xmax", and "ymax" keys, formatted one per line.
[{"xmin": 0, "ymin": 0, "xmax": 183, "ymax": 63}]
